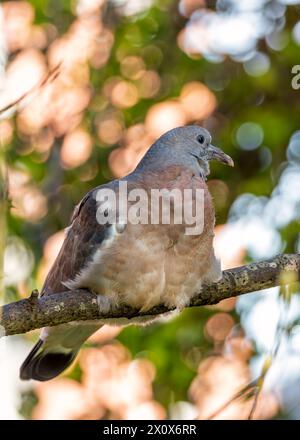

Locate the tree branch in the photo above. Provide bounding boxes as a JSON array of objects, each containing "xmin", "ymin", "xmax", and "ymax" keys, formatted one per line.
[{"xmin": 1, "ymin": 254, "xmax": 299, "ymax": 337}]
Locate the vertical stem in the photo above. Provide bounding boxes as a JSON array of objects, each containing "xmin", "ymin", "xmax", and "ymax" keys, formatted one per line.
[
  {"xmin": 0, "ymin": 4, "xmax": 7, "ymax": 305},
  {"xmin": 0, "ymin": 148, "xmax": 6, "ymax": 304}
]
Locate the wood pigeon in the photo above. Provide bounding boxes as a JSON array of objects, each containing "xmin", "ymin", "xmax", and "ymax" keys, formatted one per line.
[{"xmin": 20, "ymin": 125, "xmax": 234, "ymax": 381}]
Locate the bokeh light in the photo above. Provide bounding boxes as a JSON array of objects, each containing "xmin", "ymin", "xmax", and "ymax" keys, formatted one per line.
[
  {"xmin": 243, "ymin": 52, "xmax": 270, "ymax": 77},
  {"xmin": 287, "ymin": 131, "xmax": 300, "ymax": 164},
  {"xmin": 60, "ymin": 129, "xmax": 93, "ymax": 169},
  {"xmin": 236, "ymin": 122, "xmax": 264, "ymax": 151},
  {"xmin": 292, "ymin": 21, "xmax": 300, "ymax": 44}
]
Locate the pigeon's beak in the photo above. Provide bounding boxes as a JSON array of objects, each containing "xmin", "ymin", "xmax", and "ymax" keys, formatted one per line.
[{"xmin": 207, "ymin": 145, "xmax": 234, "ymax": 167}]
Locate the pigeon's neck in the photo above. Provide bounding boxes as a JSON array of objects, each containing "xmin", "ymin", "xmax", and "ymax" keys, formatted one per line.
[{"xmin": 133, "ymin": 145, "xmax": 210, "ymax": 180}]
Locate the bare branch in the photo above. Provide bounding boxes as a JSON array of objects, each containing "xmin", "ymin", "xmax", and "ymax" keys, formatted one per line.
[
  {"xmin": 0, "ymin": 64, "xmax": 60, "ymax": 119},
  {"xmin": 0, "ymin": 253, "xmax": 299, "ymax": 337}
]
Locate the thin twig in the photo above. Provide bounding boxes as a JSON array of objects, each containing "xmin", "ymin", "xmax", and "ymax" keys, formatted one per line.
[
  {"xmin": 0, "ymin": 63, "xmax": 61, "ymax": 118},
  {"xmin": 207, "ymin": 381, "xmax": 257, "ymax": 420}
]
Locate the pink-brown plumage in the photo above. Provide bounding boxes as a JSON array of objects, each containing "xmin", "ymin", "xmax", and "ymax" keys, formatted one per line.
[{"xmin": 20, "ymin": 125, "xmax": 233, "ymax": 381}]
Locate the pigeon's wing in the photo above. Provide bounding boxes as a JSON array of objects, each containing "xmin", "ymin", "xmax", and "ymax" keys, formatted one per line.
[
  {"xmin": 41, "ymin": 187, "xmax": 112, "ymax": 296},
  {"xmin": 20, "ymin": 185, "xmax": 117, "ymax": 381}
]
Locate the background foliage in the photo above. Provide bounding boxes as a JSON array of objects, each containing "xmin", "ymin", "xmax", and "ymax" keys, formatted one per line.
[{"xmin": 1, "ymin": 0, "xmax": 300, "ymax": 420}]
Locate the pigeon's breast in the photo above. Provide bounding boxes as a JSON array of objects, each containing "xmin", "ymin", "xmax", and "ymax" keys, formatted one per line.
[
  {"xmin": 65, "ymin": 167, "xmax": 220, "ymax": 310},
  {"xmin": 80, "ymin": 224, "xmax": 219, "ymax": 312}
]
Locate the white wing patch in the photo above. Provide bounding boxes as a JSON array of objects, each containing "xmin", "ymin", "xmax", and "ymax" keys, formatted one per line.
[{"xmin": 62, "ymin": 223, "xmax": 119, "ymax": 292}]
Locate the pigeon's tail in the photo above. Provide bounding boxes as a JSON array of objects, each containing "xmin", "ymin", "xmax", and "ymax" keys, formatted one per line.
[
  {"xmin": 20, "ymin": 339, "xmax": 77, "ymax": 381},
  {"xmin": 20, "ymin": 322, "xmax": 102, "ymax": 381}
]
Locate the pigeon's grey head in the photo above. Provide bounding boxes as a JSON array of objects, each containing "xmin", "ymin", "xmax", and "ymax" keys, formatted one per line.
[{"xmin": 135, "ymin": 125, "xmax": 234, "ymax": 178}]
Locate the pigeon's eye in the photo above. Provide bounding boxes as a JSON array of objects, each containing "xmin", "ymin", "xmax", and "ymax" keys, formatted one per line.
[{"xmin": 197, "ymin": 135, "xmax": 205, "ymax": 145}]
